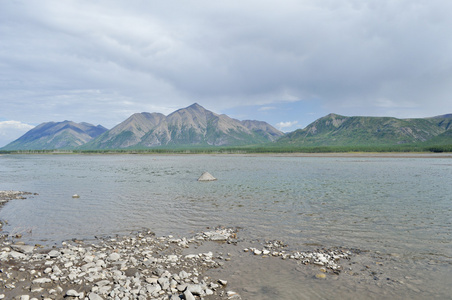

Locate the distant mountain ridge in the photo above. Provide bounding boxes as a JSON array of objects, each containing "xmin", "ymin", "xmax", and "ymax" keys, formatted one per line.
[
  {"xmin": 278, "ymin": 113, "xmax": 452, "ymax": 146},
  {"xmin": 83, "ymin": 103, "xmax": 283, "ymax": 149},
  {"xmin": 1, "ymin": 121, "xmax": 107, "ymax": 150},
  {"xmin": 2, "ymin": 105, "xmax": 451, "ymax": 151}
]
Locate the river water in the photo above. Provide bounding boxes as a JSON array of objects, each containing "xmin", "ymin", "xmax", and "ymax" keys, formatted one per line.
[{"xmin": 0, "ymin": 154, "xmax": 451, "ymax": 299}]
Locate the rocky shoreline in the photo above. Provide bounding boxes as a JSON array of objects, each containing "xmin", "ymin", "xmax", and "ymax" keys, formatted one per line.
[
  {"xmin": 0, "ymin": 191, "xmax": 37, "ymax": 233},
  {"xmin": 1, "ymin": 227, "xmax": 356, "ymax": 300},
  {"xmin": 0, "ymin": 227, "xmax": 243, "ymax": 300},
  {"xmin": 0, "ymin": 192, "xmax": 363, "ymax": 300}
]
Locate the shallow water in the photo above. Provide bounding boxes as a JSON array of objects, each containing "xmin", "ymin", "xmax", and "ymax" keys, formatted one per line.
[{"xmin": 0, "ymin": 154, "xmax": 451, "ymax": 298}]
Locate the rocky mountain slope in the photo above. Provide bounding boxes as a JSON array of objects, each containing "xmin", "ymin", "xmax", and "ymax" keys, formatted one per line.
[
  {"xmin": 277, "ymin": 113, "xmax": 452, "ymax": 146},
  {"xmin": 82, "ymin": 103, "xmax": 284, "ymax": 149},
  {"xmin": 1, "ymin": 121, "xmax": 107, "ymax": 150}
]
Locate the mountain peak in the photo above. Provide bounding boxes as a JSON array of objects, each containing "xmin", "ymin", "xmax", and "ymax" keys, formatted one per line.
[
  {"xmin": 182, "ymin": 103, "xmax": 209, "ymax": 114},
  {"xmin": 83, "ymin": 104, "xmax": 282, "ymax": 149},
  {"xmin": 188, "ymin": 103, "xmax": 203, "ymax": 109},
  {"xmin": 1, "ymin": 121, "xmax": 107, "ymax": 150}
]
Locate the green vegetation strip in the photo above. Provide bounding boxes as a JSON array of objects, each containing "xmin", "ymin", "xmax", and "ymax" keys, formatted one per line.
[{"xmin": 1, "ymin": 143, "xmax": 451, "ymax": 154}]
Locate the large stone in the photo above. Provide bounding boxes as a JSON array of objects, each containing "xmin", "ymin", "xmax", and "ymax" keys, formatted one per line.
[
  {"xmin": 11, "ymin": 244, "xmax": 34, "ymax": 254},
  {"xmin": 197, "ymin": 172, "xmax": 217, "ymax": 181},
  {"xmin": 187, "ymin": 284, "xmax": 204, "ymax": 295},
  {"xmin": 158, "ymin": 277, "xmax": 170, "ymax": 290},
  {"xmin": 184, "ymin": 290, "xmax": 196, "ymax": 300},
  {"xmin": 9, "ymin": 250, "xmax": 26, "ymax": 259},
  {"xmin": 48, "ymin": 250, "xmax": 60, "ymax": 258}
]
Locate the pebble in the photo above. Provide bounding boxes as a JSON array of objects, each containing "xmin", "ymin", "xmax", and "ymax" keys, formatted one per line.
[
  {"xmin": 65, "ymin": 289, "xmax": 81, "ymax": 297},
  {"xmin": 88, "ymin": 292, "xmax": 103, "ymax": 300},
  {"xmin": 108, "ymin": 252, "xmax": 120, "ymax": 261}
]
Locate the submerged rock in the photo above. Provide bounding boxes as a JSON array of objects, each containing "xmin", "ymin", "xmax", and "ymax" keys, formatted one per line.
[{"xmin": 198, "ymin": 172, "xmax": 217, "ymax": 181}]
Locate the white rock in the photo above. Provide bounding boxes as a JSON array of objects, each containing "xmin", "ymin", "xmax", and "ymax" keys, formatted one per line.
[
  {"xmin": 187, "ymin": 284, "xmax": 204, "ymax": 295},
  {"xmin": 158, "ymin": 277, "xmax": 170, "ymax": 290},
  {"xmin": 65, "ymin": 289, "xmax": 80, "ymax": 297},
  {"xmin": 88, "ymin": 292, "xmax": 103, "ymax": 300},
  {"xmin": 11, "ymin": 244, "xmax": 35, "ymax": 254},
  {"xmin": 31, "ymin": 287, "xmax": 43, "ymax": 293},
  {"xmin": 146, "ymin": 277, "xmax": 158, "ymax": 284},
  {"xmin": 48, "ymin": 250, "xmax": 60, "ymax": 258},
  {"xmin": 205, "ymin": 288, "xmax": 214, "ymax": 295},
  {"xmin": 218, "ymin": 279, "xmax": 228, "ymax": 286},
  {"xmin": 147, "ymin": 284, "xmax": 161, "ymax": 295},
  {"xmin": 32, "ymin": 278, "xmax": 51, "ymax": 284},
  {"xmin": 197, "ymin": 172, "xmax": 217, "ymax": 181},
  {"xmin": 253, "ymin": 249, "xmax": 262, "ymax": 255},
  {"xmin": 108, "ymin": 252, "xmax": 120, "ymax": 261},
  {"xmin": 179, "ymin": 270, "xmax": 189, "ymax": 279},
  {"xmin": 9, "ymin": 250, "xmax": 26, "ymax": 259},
  {"xmin": 184, "ymin": 290, "xmax": 196, "ymax": 300},
  {"xmin": 167, "ymin": 255, "xmax": 178, "ymax": 262},
  {"xmin": 96, "ymin": 280, "xmax": 111, "ymax": 287}
]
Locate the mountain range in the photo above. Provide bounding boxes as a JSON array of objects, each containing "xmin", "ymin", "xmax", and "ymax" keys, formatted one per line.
[
  {"xmin": 2, "ymin": 103, "xmax": 283, "ymax": 150},
  {"xmin": 1, "ymin": 104, "xmax": 451, "ymax": 151},
  {"xmin": 278, "ymin": 113, "xmax": 452, "ymax": 146},
  {"xmin": 83, "ymin": 103, "xmax": 283, "ymax": 149}
]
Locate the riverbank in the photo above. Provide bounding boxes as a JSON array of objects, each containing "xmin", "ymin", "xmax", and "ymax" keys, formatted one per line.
[
  {"xmin": 0, "ymin": 192, "xmax": 354, "ymax": 300},
  {"xmin": 1, "ymin": 220, "xmax": 353, "ymax": 300},
  {"xmin": 1, "ymin": 191, "xmax": 450, "ymax": 299}
]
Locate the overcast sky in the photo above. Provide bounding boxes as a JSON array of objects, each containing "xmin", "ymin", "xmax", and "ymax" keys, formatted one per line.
[{"xmin": 1, "ymin": 0, "xmax": 451, "ymax": 147}]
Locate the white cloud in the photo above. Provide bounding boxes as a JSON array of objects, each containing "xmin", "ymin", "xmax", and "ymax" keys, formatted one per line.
[
  {"xmin": 0, "ymin": 121, "xmax": 35, "ymax": 148},
  {"xmin": 0, "ymin": 121, "xmax": 34, "ymax": 133},
  {"xmin": 276, "ymin": 121, "xmax": 299, "ymax": 131}
]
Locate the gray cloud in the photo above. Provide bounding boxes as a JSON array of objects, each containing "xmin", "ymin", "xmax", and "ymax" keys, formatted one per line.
[{"xmin": 1, "ymin": 0, "xmax": 451, "ymax": 141}]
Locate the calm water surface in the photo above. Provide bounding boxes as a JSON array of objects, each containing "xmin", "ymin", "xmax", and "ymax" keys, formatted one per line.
[{"xmin": 0, "ymin": 154, "xmax": 451, "ymax": 299}]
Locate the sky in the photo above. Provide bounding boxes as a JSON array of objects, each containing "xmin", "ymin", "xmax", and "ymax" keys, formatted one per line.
[{"xmin": 1, "ymin": 0, "xmax": 452, "ymax": 147}]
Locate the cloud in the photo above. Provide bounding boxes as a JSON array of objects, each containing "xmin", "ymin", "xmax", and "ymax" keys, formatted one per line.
[
  {"xmin": 0, "ymin": 121, "xmax": 35, "ymax": 147},
  {"xmin": 258, "ymin": 106, "xmax": 276, "ymax": 112},
  {"xmin": 276, "ymin": 121, "xmax": 299, "ymax": 131},
  {"xmin": 0, "ymin": 0, "xmax": 451, "ymax": 128}
]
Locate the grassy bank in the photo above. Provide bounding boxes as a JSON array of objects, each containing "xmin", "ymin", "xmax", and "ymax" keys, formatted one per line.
[{"xmin": 1, "ymin": 143, "xmax": 451, "ymax": 155}]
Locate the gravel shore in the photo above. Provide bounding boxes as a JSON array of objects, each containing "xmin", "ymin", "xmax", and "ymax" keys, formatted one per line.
[
  {"xmin": 0, "ymin": 191, "xmax": 377, "ymax": 300},
  {"xmin": 1, "ymin": 226, "xmax": 355, "ymax": 300}
]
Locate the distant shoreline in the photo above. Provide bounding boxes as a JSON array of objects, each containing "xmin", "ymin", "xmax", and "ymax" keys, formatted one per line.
[{"xmin": 1, "ymin": 151, "xmax": 452, "ymax": 159}]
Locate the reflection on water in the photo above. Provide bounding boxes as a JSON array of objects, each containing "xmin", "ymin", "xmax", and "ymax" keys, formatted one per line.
[{"xmin": 0, "ymin": 154, "xmax": 451, "ymax": 298}]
